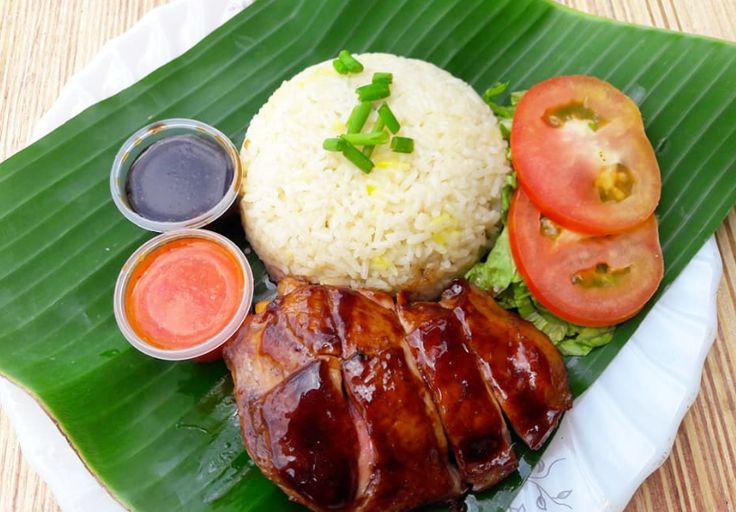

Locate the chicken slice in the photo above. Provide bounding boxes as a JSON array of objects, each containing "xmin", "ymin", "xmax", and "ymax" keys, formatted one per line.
[
  {"xmin": 326, "ymin": 287, "xmax": 405, "ymax": 357},
  {"xmin": 440, "ymin": 280, "xmax": 573, "ymax": 450},
  {"xmin": 256, "ymin": 358, "xmax": 359, "ymax": 510},
  {"xmin": 343, "ymin": 347, "xmax": 462, "ymax": 511},
  {"xmin": 224, "ymin": 280, "xmax": 346, "ymax": 505},
  {"xmin": 397, "ymin": 296, "xmax": 518, "ymax": 491},
  {"xmin": 328, "ymin": 286, "xmax": 462, "ymax": 509},
  {"xmin": 225, "ymin": 282, "xmax": 461, "ymax": 511}
]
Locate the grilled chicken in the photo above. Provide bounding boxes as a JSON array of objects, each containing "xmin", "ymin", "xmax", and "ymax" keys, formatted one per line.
[
  {"xmin": 439, "ymin": 280, "xmax": 573, "ymax": 449},
  {"xmin": 225, "ymin": 280, "xmax": 356, "ymax": 510},
  {"xmin": 257, "ymin": 358, "xmax": 359, "ymax": 508},
  {"xmin": 343, "ymin": 347, "xmax": 462, "ymax": 510},
  {"xmin": 397, "ymin": 296, "xmax": 517, "ymax": 491},
  {"xmin": 224, "ymin": 278, "xmax": 572, "ymax": 511},
  {"xmin": 225, "ymin": 278, "xmax": 460, "ymax": 512}
]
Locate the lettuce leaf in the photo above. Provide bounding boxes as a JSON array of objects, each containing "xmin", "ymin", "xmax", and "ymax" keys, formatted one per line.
[
  {"xmin": 466, "ymin": 227, "xmax": 519, "ymax": 293},
  {"xmin": 500, "ymin": 172, "xmax": 517, "ymax": 219}
]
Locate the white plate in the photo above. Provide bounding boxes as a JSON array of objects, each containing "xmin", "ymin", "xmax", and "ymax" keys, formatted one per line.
[{"xmin": 0, "ymin": 1, "xmax": 722, "ymax": 511}]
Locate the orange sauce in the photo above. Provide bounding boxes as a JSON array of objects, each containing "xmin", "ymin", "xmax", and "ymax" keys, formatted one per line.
[{"xmin": 125, "ymin": 237, "xmax": 245, "ymax": 350}]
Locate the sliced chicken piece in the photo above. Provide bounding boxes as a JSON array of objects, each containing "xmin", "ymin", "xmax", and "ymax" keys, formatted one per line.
[
  {"xmin": 343, "ymin": 347, "xmax": 462, "ymax": 511},
  {"xmin": 275, "ymin": 282, "xmax": 342, "ymax": 356},
  {"xmin": 440, "ymin": 280, "xmax": 573, "ymax": 450},
  {"xmin": 226, "ymin": 282, "xmax": 462, "ymax": 511},
  {"xmin": 224, "ymin": 279, "xmax": 346, "ymax": 506},
  {"xmin": 256, "ymin": 358, "xmax": 360, "ymax": 510},
  {"xmin": 223, "ymin": 313, "xmax": 285, "ymax": 479},
  {"xmin": 326, "ymin": 287, "xmax": 405, "ymax": 357},
  {"xmin": 397, "ymin": 296, "xmax": 518, "ymax": 491},
  {"xmin": 328, "ymin": 286, "xmax": 462, "ymax": 509}
]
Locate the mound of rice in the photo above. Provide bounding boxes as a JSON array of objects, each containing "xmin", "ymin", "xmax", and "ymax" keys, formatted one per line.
[{"xmin": 240, "ymin": 53, "xmax": 510, "ymax": 297}]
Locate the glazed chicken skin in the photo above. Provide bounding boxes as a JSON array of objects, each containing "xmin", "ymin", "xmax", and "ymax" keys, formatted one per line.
[
  {"xmin": 439, "ymin": 281, "xmax": 573, "ymax": 450},
  {"xmin": 224, "ymin": 278, "xmax": 572, "ymax": 511},
  {"xmin": 397, "ymin": 296, "xmax": 517, "ymax": 491},
  {"xmin": 224, "ymin": 278, "xmax": 460, "ymax": 512}
]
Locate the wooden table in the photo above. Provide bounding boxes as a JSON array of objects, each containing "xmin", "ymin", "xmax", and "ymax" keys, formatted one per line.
[{"xmin": 1, "ymin": 1, "xmax": 734, "ymax": 510}]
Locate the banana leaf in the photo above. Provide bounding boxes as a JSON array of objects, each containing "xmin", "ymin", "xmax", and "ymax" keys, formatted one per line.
[{"xmin": 0, "ymin": 0, "xmax": 734, "ymax": 510}]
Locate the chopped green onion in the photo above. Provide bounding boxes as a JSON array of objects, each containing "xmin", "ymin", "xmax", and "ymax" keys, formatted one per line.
[
  {"xmin": 378, "ymin": 103, "xmax": 400, "ymax": 133},
  {"xmin": 346, "ymin": 101, "xmax": 373, "ymax": 134},
  {"xmin": 342, "ymin": 131, "xmax": 389, "ymax": 146},
  {"xmin": 372, "ymin": 72, "xmax": 393, "ymax": 84},
  {"xmin": 363, "ymin": 117, "xmax": 385, "ymax": 157},
  {"xmin": 332, "ymin": 58, "xmax": 348, "ymax": 74},
  {"xmin": 390, "ymin": 136, "xmax": 414, "ymax": 153},
  {"xmin": 323, "ymin": 137, "xmax": 345, "ymax": 151},
  {"xmin": 356, "ymin": 81, "xmax": 390, "ymax": 101},
  {"xmin": 340, "ymin": 139, "xmax": 374, "ymax": 173},
  {"xmin": 338, "ymin": 50, "xmax": 364, "ymax": 73}
]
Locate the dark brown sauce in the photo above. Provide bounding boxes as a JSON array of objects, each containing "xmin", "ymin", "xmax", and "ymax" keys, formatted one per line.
[{"xmin": 125, "ymin": 134, "xmax": 233, "ymax": 222}]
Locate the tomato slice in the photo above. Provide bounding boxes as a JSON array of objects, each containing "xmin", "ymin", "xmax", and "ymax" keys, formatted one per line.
[
  {"xmin": 508, "ymin": 188, "xmax": 663, "ymax": 327},
  {"xmin": 511, "ymin": 75, "xmax": 661, "ymax": 234}
]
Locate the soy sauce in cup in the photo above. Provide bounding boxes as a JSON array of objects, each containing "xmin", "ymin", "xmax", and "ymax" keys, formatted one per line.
[{"xmin": 111, "ymin": 119, "xmax": 242, "ymax": 232}]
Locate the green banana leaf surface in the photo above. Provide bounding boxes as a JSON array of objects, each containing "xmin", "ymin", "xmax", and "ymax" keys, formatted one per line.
[{"xmin": 1, "ymin": 0, "xmax": 735, "ymax": 510}]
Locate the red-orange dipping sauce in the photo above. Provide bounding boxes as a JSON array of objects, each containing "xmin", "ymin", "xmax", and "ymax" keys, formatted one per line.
[
  {"xmin": 115, "ymin": 230, "xmax": 253, "ymax": 360},
  {"xmin": 126, "ymin": 237, "xmax": 244, "ymax": 349}
]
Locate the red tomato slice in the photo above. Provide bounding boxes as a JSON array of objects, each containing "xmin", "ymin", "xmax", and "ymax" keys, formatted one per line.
[
  {"xmin": 508, "ymin": 188, "xmax": 663, "ymax": 327},
  {"xmin": 511, "ymin": 75, "xmax": 661, "ymax": 234}
]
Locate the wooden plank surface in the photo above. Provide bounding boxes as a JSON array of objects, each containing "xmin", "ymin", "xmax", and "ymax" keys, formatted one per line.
[{"xmin": 0, "ymin": 1, "xmax": 734, "ymax": 511}]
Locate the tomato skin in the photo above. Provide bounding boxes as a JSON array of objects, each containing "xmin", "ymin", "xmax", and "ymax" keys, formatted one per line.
[
  {"xmin": 511, "ymin": 75, "xmax": 661, "ymax": 235},
  {"xmin": 508, "ymin": 188, "xmax": 664, "ymax": 327}
]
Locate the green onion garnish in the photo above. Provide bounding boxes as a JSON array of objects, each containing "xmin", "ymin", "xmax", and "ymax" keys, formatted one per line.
[
  {"xmin": 338, "ymin": 50, "xmax": 364, "ymax": 73},
  {"xmin": 356, "ymin": 82, "xmax": 390, "ymax": 101},
  {"xmin": 325, "ymin": 60, "xmax": 412, "ymax": 170},
  {"xmin": 323, "ymin": 137, "xmax": 345, "ymax": 151},
  {"xmin": 340, "ymin": 139, "xmax": 374, "ymax": 173},
  {"xmin": 332, "ymin": 58, "xmax": 348, "ymax": 74},
  {"xmin": 390, "ymin": 136, "xmax": 414, "ymax": 153},
  {"xmin": 363, "ymin": 117, "xmax": 385, "ymax": 157},
  {"xmin": 342, "ymin": 131, "xmax": 389, "ymax": 146},
  {"xmin": 346, "ymin": 101, "xmax": 372, "ymax": 134},
  {"xmin": 378, "ymin": 103, "xmax": 400, "ymax": 134},
  {"xmin": 372, "ymin": 72, "xmax": 393, "ymax": 84}
]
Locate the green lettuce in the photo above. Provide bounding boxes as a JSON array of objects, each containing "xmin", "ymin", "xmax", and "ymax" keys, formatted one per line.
[{"xmin": 466, "ymin": 227, "xmax": 518, "ymax": 293}]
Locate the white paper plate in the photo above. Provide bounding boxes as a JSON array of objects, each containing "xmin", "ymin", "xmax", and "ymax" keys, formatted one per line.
[{"xmin": 0, "ymin": 1, "xmax": 722, "ymax": 511}]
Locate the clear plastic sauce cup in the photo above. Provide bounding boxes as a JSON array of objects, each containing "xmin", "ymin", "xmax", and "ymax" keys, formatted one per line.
[
  {"xmin": 110, "ymin": 118, "xmax": 242, "ymax": 232},
  {"xmin": 114, "ymin": 229, "xmax": 254, "ymax": 361}
]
